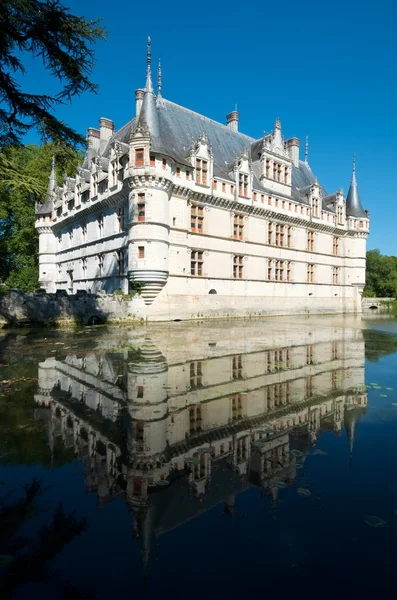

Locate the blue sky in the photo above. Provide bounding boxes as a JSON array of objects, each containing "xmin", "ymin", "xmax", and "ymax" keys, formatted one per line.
[{"xmin": 21, "ymin": 0, "xmax": 396, "ymax": 254}]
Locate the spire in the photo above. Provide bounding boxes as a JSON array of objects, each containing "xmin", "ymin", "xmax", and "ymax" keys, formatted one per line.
[
  {"xmin": 48, "ymin": 155, "xmax": 56, "ymax": 195},
  {"xmin": 274, "ymin": 117, "xmax": 281, "ymax": 130},
  {"xmin": 157, "ymin": 59, "xmax": 162, "ymax": 98},
  {"xmin": 346, "ymin": 154, "xmax": 367, "ymax": 218},
  {"xmin": 145, "ymin": 36, "xmax": 153, "ymax": 93},
  {"xmin": 305, "ymin": 136, "xmax": 309, "ymax": 163}
]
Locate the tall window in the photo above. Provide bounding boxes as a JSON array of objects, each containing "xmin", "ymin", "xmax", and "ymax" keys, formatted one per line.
[
  {"xmin": 233, "ymin": 214, "xmax": 244, "ymax": 240},
  {"xmin": 137, "ymin": 194, "xmax": 145, "ymax": 222},
  {"xmin": 268, "ymin": 222, "xmax": 273, "ymax": 245},
  {"xmin": 312, "ymin": 198, "xmax": 320, "ymax": 218},
  {"xmin": 98, "ymin": 253, "xmax": 104, "ymax": 277},
  {"xmin": 190, "ymin": 362, "xmax": 203, "ymax": 390},
  {"xmin": 233, "ymin": 255, "xmax": 244, "ymax": 279},
  {"xmin": 307, "ymin": 263, "xmax": 314, "ymax": 283},
  {"xmin": 191, "ymin": 250, "xmax": 203, "ymax": 276},
  {"xmin": 232, "ymin": 355, "xmax": 243, "ymax": 379},
  {"xmin": 306, "ymin": 344, "xmax": 314, "ymax": 365},
  {"xmin": 238, "ymin": 173, "xmax": 248, "ymax": 197},
  {"xmin": 118, "ymin": 206, "xmax": 125, "ymax": 232},
  {"xmin": 331, "ymin": 341, "xmax": 339, "ymax": 360},
  {"xmin": 176, "ymin": 167, "xmax": 181, "ymax": 177},
  {"xmin": 92, "ymin": 173, "xmax": 98, "ymax": 197},
  {"xmin": 287, "ymin": 226, "xmax": 292, "ymax": 248},
  {"xmin": 267, "ymin": 259, "xmax": 273, "ymax": 280},
  {"xmin": 333, "ymin": 236, "xmax": 339, "ymax": 256},
  {"xmin": 135, "ymin": 148, "xmax": 144, "ymax": 167},
  {"xmin": 150, "ymin": 155, "xmax": 155, "ymax": 167},
  {"xmin": 98, "ymin": 214, "xmax": 103, "ymax": 237},
  {"xmin": 81, "ymin": 257, "xmax": 87, "ymax": 279},
  {"xmin": 337, "ymin": 205, "xmax": 344, "ymax": 225},
  {"xmin": 231, "ymin": 394, "xmax": 243, "ymax": 421},
  {"xmin": 138, "ymin": 246, "xmax": 145, "ymax": 259},
  {"xmin": 68, "ymin": 227, "xmax": 73, "ymax": 243},
  {"xmin": 81, "ymin": 223, "xmax": 87, "ymax": 244},
  {"xmin": 195, "ymin": 159, "xmax": 208, "ymax": 185},
  {"xmin": 305, "ymin": 376, "xmax": 313, "ymax": 398},
  {"xmin": 287, "ymin": 262, "xmax": 292, "ymax": 282},
  {"xmin": 275, "ymin": 224, "xmax": 285, "ymax": 247},
  {"xmin": 117, "ymin": 250, "xmax": 125, "ymax": 275},
  {"xmin": 191, "ymin": 204, "xmax": 204, "ymax": 233},
  {"xmin": 307, "ymin": 230, "xmax": 315, "ymax": 252},
  {"xmin": 332, "ymin": 266, "xmax": 339, "ymax": 284},
  {"xmin": 266, "ymin": 159, "xmax": 270, "ymax": 178}
]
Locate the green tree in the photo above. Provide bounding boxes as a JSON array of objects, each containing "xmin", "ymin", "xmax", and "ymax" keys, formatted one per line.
[
  {"xmin": 0, "ymin": 143, "xmax": 81, "ymax": 290},
  {"xmin": 0, "ymin": 0, "xmax": 106, "ymax": 148},
  {"xmin": 364, "ymin": 249, "xmax": 397, "ymax": 298}
]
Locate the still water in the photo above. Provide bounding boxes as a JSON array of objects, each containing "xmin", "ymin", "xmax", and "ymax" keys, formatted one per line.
[{"xmin": 1, "ymin": 315, "xmax": 397, "ymax": 598}]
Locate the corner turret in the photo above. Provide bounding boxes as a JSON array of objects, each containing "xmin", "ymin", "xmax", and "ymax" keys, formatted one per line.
[{"xmin": 346, "ymin": 156, "xmax": 366, "ymax": 218}]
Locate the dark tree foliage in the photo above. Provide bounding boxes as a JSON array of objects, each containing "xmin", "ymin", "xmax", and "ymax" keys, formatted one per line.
[
  {"xmin": 0, "ymin": 0, "xmax": 106, "ymax": 147},
  {"xmin": 364, "ymin": 249, "xmax": 397, "ymax": 298}
]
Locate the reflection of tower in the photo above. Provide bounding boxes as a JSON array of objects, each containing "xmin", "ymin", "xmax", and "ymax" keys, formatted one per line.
[
  {"xmin": 344, "ymin": 397, "xmax": 367, "ymax": 463},
  {"xmin": 126, "ymin": 339, "xmax": 169, "ymax": 574}
]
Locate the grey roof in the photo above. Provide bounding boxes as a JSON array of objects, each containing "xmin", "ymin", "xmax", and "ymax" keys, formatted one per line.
[{"xmin": 346, "ymin": 160, "xmax": 366, "ymax": 218}]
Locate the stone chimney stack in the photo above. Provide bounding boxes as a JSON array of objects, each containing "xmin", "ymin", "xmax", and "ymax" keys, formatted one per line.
[
  {"xmin": 135, "ymin": 89, "xmax": 145, "ymax": 118},
  {"xmin": 286, "ymin": 137, "xmax": 300, "ymax": 168},
  {"xmin": 87, "ymin": 127, "xmax": 100, "ymax": 160},
  {"xmin": 99, "ymin": 118, "xmax": 114, "ymax": 153},
  {"xmin": 226, "ymin": 111, "xmax": 239, "ymax": 132}
]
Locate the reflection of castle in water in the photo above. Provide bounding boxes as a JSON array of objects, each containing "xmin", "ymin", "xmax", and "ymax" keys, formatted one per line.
[{"xmin": 34, "ymin": 319, "xmax": 367, "ymax": 566}]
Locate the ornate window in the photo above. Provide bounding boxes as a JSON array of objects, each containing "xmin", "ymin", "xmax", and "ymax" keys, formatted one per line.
[
  {"xmin": 135, "ymin": 148, "xmax": 144, "ymax": 167},
  {"xmin": 238, "ymin": 173, "xmax": 248, "ymax": 197},
  {"xmin": 233, "ymin": 255, "xmax": 244, "ymax": 279},
  {"xmin": 191, "ymin": 250, "xmax": 203, "ymax": 276},
  {"xmin": 82, "ymin": 222, "xmax": 87, "ymax": 243},
  {"xmin": 118, "ymin": 206, "xmax": 126, "ymax": 232},
  {"xmin": 137, "ymin": 194, "xmax": 145, "ymax": 222},
  {"xmin": 117, "ymin": 250, "xmax": 126, "ymax": 275},
  {"xmin": 232, "ymin": 355, "xmax": 243, "ymax": 379},
  {"xmin": 333, "ymin": 236, "xmax": 339, "ymax": 256},
  {"xmin": 312, "ymin": 198, "xmax": 320, "ymax": 218},
  {"xmin": 190, "ymin": 204, "xmax": 204, "ymax": 233},
  {"xmin": 195, "ymin": 159, "xmax": 208, "ymax": 185},
  {"xmin": 233, "ymin": 214, "xmax": 244, "ymax": 240},
  {"xmin": 98, "ymin": 253, "xmax": 104, "ymax": 277},
  {"xmin": 332, "ymin": 266, "xmax": 339, "ymax": 284},
  {"xmin": 307, "ymin": 263, "xmax": 315, "ymax": 284},
  {"xmin": 307, "ymin": 230, "xmax": 315, "ymax": 252},
  {"xmin": 98, "ymin": 214, "xmax": 103, "ymax": 237},
  {"xmin": 337, "ymin": 205, "xmax": 344, "ymax": 225},
  {"xmin": 190, "ymin": 362, "xmax": 203, "ymax": 390},
  {"xmin": 81, "ymin": 257, "xmax": 87, "ymax": 279}
]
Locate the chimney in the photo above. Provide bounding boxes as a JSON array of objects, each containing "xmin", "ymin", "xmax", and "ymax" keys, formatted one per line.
[
  {"xmin": 226, "ymin": 111, "xmax": 239, "ymax": 132},
  {"xmin": 87, "ymin": 127, "xmax": 100, "ymax": 160},
  {"xmin": 99, "ymin": 118, "xmax": 114, "ymax": 153},
  {"xmin": 286, "ymin": 137, "xmax": 300, "ymax": 168},
  {"xmin": 135, "ymin": 89, "xmax": 145, "ymax": 118}
]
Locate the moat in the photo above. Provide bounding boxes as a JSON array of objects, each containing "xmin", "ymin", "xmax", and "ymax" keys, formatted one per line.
[{"xmin": 1, "ymin": 315, "xmax": 397, "ymax": 598}]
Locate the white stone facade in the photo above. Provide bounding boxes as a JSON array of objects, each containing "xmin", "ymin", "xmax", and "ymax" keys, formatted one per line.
[{"xmin": 35, "ymin": 42, "xmax": 370, "ymax": 320}]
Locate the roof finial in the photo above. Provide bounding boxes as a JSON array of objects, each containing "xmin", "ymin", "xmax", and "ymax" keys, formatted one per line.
[
  {"xmin": 145, "ymin": 36, "xmax": 153, "ymax": 93},
  {"xmin": 352, "ymin": 153, "xmax": 356, "ymax": 184},
  {"xmin": 157, "ymin": 59, "xmax": 162, "ymax": 98},
  {"xmin": 305, "ymin": 136, "xmax": 309, "ymax": 163}
]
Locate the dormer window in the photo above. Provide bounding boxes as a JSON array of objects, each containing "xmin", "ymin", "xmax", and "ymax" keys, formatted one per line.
[
  {"xmin": 196, "ymin": 159, "xmax": 208, "ymax": 186},
  {"xmin": 312, "ymin": 198, "xmax": 320, "ymax": 218},
  {"xmin": 238, "ymin": 173, "xmax": 248, "ymax": 197},
  {"xmin": 92, "ymin": 173, "xmax": 98, "ymax": 197},
  {"xmin": 337, "ymin": 206, "xmax": 344, "ymax": 225},
  {"xmin": 135, "ymin": 148, "xmax": 144, "ymax": 167}
]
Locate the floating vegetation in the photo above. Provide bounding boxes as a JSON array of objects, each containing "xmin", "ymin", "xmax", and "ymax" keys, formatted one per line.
[
  {"xmin": 380, "ymin": 394, "xmax": 388, "ymax": 398},
  {"xmin": 392, "ymin": 403, "xmax": 397, "ymax": 407},
  {"xmin": 370, "ymin": 383, "xmax": 379, "ymax": 386},
  {"xmin": 185, "ymin": 457, "xmax": 200, "ymax": 465},
  {"xmin": 275, "ymin": 481, "xmax": 287, "ymax": 489},
  {"xmin": 312, "ymin": 449, "xmax": 328, "ymax": 456},
  {"xmin": 386, "ymin": 387, "xmax": 394, "ymax": 391},
  {"xmin": 373, "ymin": 386, "xmax": 382, "ymax": 390},
  {"xmin": 156, "ymin": 480, "xmax": 170, "ymax": 487},
  {"xmin": 364, "ymin": 515, "xmax": 386, "ymax": 528},
  {"xmin": 297, "ymin": 487, "xmax": 311, "ymax": 497},
  {"xmin": 291, "ymin": 450, "xmax": 304, "ymax": 457}
]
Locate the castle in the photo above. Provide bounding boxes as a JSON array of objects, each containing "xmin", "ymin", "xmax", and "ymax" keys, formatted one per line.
[{"xmin": 35, "ymin": 39, "xmax": 370, "ymax": 320}]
